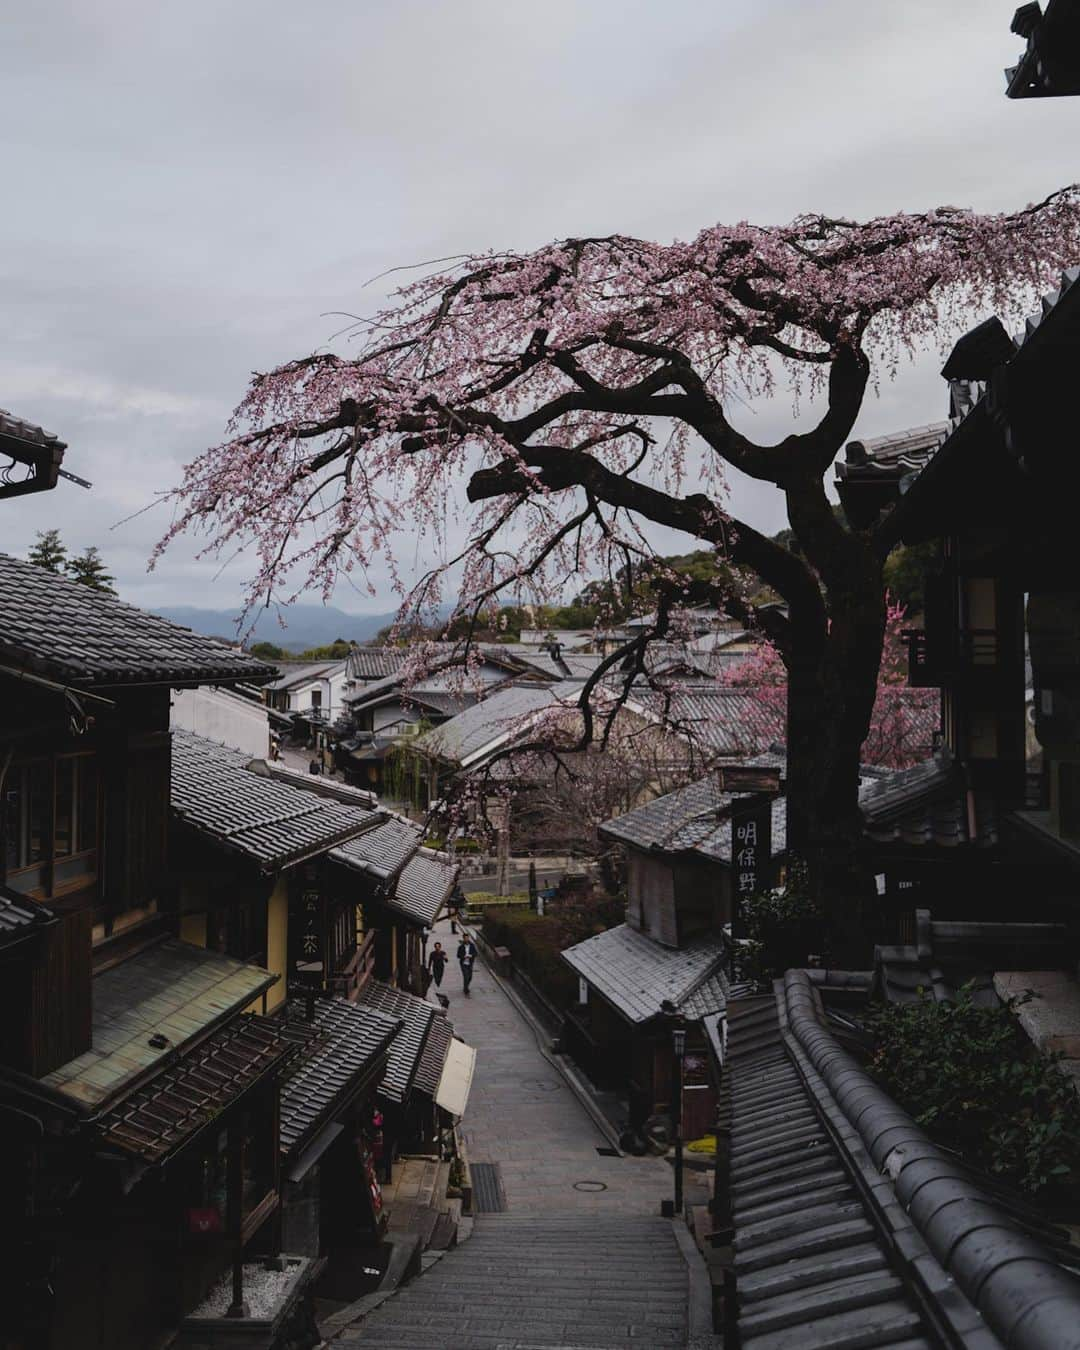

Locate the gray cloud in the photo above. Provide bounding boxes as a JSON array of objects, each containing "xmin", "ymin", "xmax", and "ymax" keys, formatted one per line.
[{"xmin": 2, "ymin": 1, "xmax": 1075, "ymax": 618}]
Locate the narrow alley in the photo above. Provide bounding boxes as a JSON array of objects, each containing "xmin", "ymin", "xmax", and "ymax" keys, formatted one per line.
[{"xmin": 333, "ymin": 915, "xmax": 699, "ymax": 1349}]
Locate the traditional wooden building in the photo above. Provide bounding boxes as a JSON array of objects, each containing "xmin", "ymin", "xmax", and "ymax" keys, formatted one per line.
[
  {"xmin": 0, "ymin": 551, "xmax": 297, "ymax": 1350},
  {"xmin": 560, "ymin": 772, "xmax": 786, "ymax": 1138},
  {"xmin": 839, "ymin": 267, "xmax": 1080, "ymax": 922},
  {"xmin": 167, "ymin": 730, "xmax": 470, "ymax": 1180},
  {"xmin": 276, "ymin": 995, "xmax": 402, "ymax": 1280}
]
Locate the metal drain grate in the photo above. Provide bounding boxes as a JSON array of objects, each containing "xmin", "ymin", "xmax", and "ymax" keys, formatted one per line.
[{"xmin": 471, "ymin": 1162, "xmax": 507, "ymax": 1212}]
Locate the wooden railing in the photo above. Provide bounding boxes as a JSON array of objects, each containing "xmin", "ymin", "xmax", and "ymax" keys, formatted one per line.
[{"xmin": 331, "ymin": 929, "xmax": 377, "ymax": 1001}]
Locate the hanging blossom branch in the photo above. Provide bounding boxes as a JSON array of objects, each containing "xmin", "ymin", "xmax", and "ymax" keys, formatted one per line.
[{"xmin": 155, "ymin": 190, "xmax": 1080, "ymax": 650}]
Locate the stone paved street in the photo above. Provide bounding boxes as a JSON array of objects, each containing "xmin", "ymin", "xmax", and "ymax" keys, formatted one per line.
[{"xmin": 337, "ymin": 915, "xmax": 693, "ymax": 1347}]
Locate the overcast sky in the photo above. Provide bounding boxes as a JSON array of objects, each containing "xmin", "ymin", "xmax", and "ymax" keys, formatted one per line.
[{"xmin": 3, "ymin": 1, "xmax": 1078, "ymax": 623}]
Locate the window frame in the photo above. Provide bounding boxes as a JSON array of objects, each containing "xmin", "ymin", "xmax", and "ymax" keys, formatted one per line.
[{"xmin": 3, "ymin": 751, "xmax": 100, "ymax": 899}]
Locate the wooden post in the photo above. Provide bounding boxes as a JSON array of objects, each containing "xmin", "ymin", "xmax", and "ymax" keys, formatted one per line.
[{"xmin": 225, "ymin": 1123, "xmax": 249, "ymax": 1319}]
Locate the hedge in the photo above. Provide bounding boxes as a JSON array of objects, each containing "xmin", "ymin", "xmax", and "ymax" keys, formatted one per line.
[{"xmin": 481, "ymin": 908, "xmax": 578, "ymax": 1010}]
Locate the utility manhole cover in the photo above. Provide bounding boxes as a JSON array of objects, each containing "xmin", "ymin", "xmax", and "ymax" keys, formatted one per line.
[
  {"xmin": 521, "ymin": 1078, "xmax": 561, "ymax": 1092},
  {"xmin": 573, "ymin": 1181, "xmax": 608, "ymax": 1192}
]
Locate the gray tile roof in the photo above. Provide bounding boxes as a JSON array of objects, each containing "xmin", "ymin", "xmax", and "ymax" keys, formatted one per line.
[
  {"xmin": 257, "ymin": 760, "xmax": 378, "ymax": 808},
  {"xmin": 413, "ymin": 1009, "xmax": 453, "ymax": 1097},
  {"xmin": 724, "ymin": 989, "xmax": 935, "ymax": 1350},
  {"xmin": 330, "ymin": 812, "xmax": 419, "ymax": 883},
  {"xmin": 414, "ymin": 681, "xmax": 583, "ymax": 766},
  {"xmin": 0, "ymin": 407, "xmax": 66, "ymax": 452},
  {"xmin": 0, "ymin": 552, "xmax": 277, "ymax": 688},
  {"xmin": 0, "ymin": 885, "xmax": 55, "ymax": 947},
  {"xmin": 858, "ymin": 753, "xmax": 998, "ymax": 848},
  {"xmin": 278, "ymin": 997, "xmax": 402, "ymax": 1157},
  {"xmin": 393, "ymin": 850, "xmax": 458, "ymax": 927},
  {"xmin": 43, "ymin": 938, "xmax": 277, "ymax": 1109},
  {"xmin": 171, "ymin": 731, "xmax": 373, "ymax": 870},
  {"xmin": 633, "ymin": 685, "xmax": 784, "ymax": 758},
  {"xmin": 839, "ymin": 421, "xmax": 950, "ymax": 479},
  {"xmin": 873, "ymin": 910, "xmax": 1070, "ymax": 1007},
  {"xmin": 561, "ymin": 923, "xmax": 729, "ymax": 1025},
  {"xmin": 346, "ymin": 647, "xmax": 406, "ymax": 681},
  {"xmin": 600, "ymin": 775, "xmax": 787, "ymax": 862},
  {"xmin": 725, "ymin": 970, "xmax": 1080, "ymax": 1350},
  {"xmin": 97, "ymin": 1013, "xmax": 292, "ymax": 1164},
  {"xmin": 0, "ymin": 407, "xmax": 67, "ymax": 498},
  {"xmin": 358, "ymin": 979, "xmax": 440, "ymax": 1104},
  {"xmin": 265, "ymin": 661, "xmax": 344, "ymax": 693}
]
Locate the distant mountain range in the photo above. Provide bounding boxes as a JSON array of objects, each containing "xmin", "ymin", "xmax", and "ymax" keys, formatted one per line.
[{"xmin": 154, "ymin": 603, "xmax": 410, "ymax": 653}]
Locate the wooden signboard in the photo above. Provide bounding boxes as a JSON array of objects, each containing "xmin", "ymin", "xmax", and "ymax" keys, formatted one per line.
[
  {"xmin": 730, "ymin": 792, "xmax": 775, "ymax": 940},
  {"xmin": 715, "ymin": 765, "xmax": 783, "ymax": 794}
]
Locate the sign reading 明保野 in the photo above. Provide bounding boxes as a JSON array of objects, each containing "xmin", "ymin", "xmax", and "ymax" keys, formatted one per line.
[{"xmin": 730, "ymin": 792, "xmax": 775, "ymax": 937}]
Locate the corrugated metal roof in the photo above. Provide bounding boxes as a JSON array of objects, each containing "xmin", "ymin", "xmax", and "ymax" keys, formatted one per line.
[
  {"xmin": 278, "ymin": 998, "xmax": 402, "ymax": 1157},
  {"xmin": 600, "ymin": 775, "xmax": 787, "ymax": 862},
  {"xmin": 171, "ymin": 731, "xmax": 374, "ymax": 869},
  {"xmin": 357, "ymin": 979, "xmax": 440, "ymax": 1104},
  {"xmin": 0, "ymin": 552, "xmax": 276, "ymax": 688},
  {"xmin": 42, "ymin": 939, "xmax": 276, "ymax": 1109},
  {"xmin": 561, "ymin": 923, "xmax": 728, "ymax": 1025},
  {"xmin": 96, "ymin": 1014, "xmax": 292, "ymax": 1164}
]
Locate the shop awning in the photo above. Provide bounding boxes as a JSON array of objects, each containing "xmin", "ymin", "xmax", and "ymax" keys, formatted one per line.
[{"xmin": 434, "ymin": 1037, "xmax": 476, "ymax": 1118}]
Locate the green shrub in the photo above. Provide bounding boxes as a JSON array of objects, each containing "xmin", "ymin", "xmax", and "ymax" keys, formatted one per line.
[
  {"xmin": 866, "ymin": 983, "xmax": 1080, "ymax": 1194},
  {"xmin": 740, "ymin": 862, "xmax": 823, "ymax": 981},
  {"xmin": 481, "ymin": 908, "xmax": 579, "ymax": 1009}
]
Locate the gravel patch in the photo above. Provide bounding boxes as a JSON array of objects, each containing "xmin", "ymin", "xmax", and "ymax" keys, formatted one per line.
[{"xmin": 186, "ymin": 1257, "xmax": 309, "ymax": 1323}]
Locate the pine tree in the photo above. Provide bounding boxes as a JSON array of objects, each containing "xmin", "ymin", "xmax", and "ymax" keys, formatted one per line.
[
  {"xmin": 66, "ymin": 546, "xmax": 116, "ymax": 595},
  {"xmin": 27, "ymin": 529, "xmax": 68, "ymax": 574}
]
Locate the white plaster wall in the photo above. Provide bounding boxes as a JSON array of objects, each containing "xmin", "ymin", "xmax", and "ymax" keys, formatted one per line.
[{"xmin": 171, "ymin": 686, "xmax": 270, "ymax": 758}]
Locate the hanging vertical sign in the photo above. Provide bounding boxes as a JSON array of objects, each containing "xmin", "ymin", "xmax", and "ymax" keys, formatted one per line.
[
  {"xmin": 730, "ymin": 792, "xmax": 774, "ymax": 938},
  {"xmin": 291, "ymin": 861, "xmax": 325, "ymax": 987}
]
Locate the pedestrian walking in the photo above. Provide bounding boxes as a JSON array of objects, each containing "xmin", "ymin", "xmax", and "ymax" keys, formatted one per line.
[
  {"xmin": 449, "ymin": 885, "xmax": 464, "ymax": 934},
  {"xmin": 427, "ymin": 942, "xmax": 448, "ymax": 988},
  {"xmin": 457, "ymin": 933, "xmax": 478, "ymax": 995}
]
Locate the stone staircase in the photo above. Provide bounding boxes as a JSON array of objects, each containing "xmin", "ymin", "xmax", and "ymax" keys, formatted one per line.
[{"xmin": 330, "ymin": 1213, "xmax": 689, "ymax": 1349}]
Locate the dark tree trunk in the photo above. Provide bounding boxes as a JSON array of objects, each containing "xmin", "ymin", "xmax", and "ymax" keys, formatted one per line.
[{"xmin": 783, "ymin": 542, "xmax": 885, "ymax": 967}]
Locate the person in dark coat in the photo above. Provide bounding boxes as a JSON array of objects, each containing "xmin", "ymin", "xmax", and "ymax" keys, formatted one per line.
[
  {"xmin": 427, "ymin": 942, "xmax": 448, "ymax": 988},
  {"xmin": 457, "ymin": 934, "xmax": 478, "ymax": 995}
]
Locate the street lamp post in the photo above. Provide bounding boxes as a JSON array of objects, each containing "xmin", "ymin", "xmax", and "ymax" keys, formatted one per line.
[{"xmin": 672, "ymin": 1020, "xmax": 686, "ymax": 1217}]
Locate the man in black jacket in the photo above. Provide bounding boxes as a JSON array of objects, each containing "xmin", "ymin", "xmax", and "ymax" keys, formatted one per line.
[
  {"xmin": 457, "ymin": 933, "xmax": 478, "ymax": 995},
  {"xmin": 427, "ymin": 941, "xmax": 448, "ymax": 988}
]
